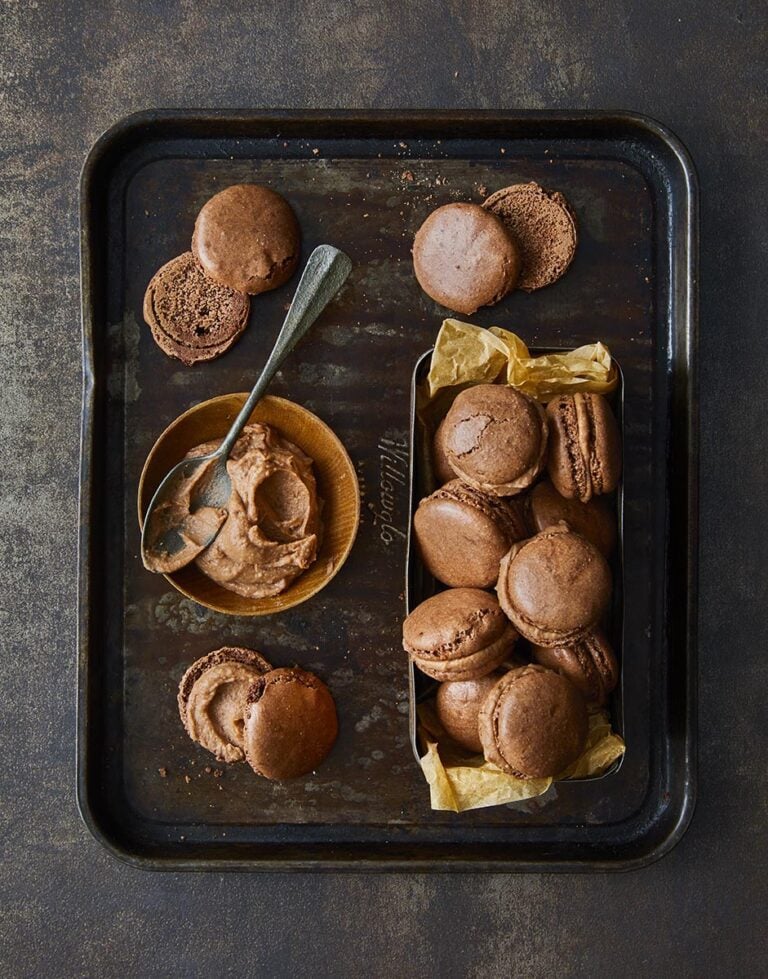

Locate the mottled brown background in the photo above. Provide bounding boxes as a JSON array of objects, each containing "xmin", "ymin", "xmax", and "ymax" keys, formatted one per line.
[{"xmin": 1, "ymin": 1, "xmax": 765, "ymax": 975}]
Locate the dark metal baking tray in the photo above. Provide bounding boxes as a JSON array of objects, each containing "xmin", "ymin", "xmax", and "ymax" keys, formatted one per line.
[
  {"xmin": 79, "ymin": 110, "xmax": 697, "ymax": 871},
  {"xmin": 407, "ymin": 350, "xmax": 626, "ymax": 782}
]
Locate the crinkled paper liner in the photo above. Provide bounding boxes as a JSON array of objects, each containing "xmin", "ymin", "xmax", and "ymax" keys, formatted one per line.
[{"xmin": 426, "ymin": 318, "xmax": 618, "ymax": 403}]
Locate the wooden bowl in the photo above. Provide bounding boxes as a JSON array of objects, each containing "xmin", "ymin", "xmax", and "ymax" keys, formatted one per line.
[{"xmin": 138, "ymin": 393, "xmax": 360, "ymax": 615}]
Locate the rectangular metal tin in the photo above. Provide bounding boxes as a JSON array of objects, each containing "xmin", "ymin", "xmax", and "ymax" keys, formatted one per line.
[
  {"xmin": 407, "ymin": 350, "xmax": 626, "ymax": 783},
  {"xmin": 79, "ymin": 110, "xmax": 697, "ymax": 870}
]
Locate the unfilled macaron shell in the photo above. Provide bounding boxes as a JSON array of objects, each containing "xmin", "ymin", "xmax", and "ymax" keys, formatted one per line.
[
  {"xmin": 412, "ymin": 203, "xmax": 521, "ymax": 314},
  {"xmin": 546, "ymin": 393, "xmax": 621, "ymax": 503},
  {"xmin": 478, "ymin": 665, "xmax": 588, "ymax": 778},
  {"xmin": 143, "ymin": 252, "xmax": 250, "ymax": 364},
  {"xmin": 178, "ymin": 646, "xmax": 273, "ymax": 763},
  {"xmin": 192, "ymin": 184, "xmax": 300, "ymax": 295},
  {"xmin": 414, "ymin": 480, "xmax": 529, "ymax": 588},
  {"xmin": 496, "ymin": 524, "xmax": 612, "ymax": 646},
  {"xmin": 482, "ymin": 181, "xmax": 577, "ymax": 292},
  {"xmin": 442, "ymin": 383, "xmax": 548, "ymax": 496},
  {"xmin": 532, "ymin": 628, "xmax": 619, "ymax": 706},
  {"xmin": 403, "ymin": 587, "xmax": 518, "ymax": 681},
  {"xmin": 243, "ymin": 667, "xmax": 338, "ymax": 779}
]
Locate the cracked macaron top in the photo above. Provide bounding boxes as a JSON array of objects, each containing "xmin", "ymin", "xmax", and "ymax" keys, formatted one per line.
[
  {"xmin": 177, "ymin": 646, "xmax": 273, "ymax": 763},
  {"xmin": 414, "ymin": 479, "xmax": 528, "ymax": 588},
  {"xmin": 478, "ymin": 664, "xmax": 588, "ymax": 778},
  {"xmin": 546, "ymin": 392, "xmax": 621, "ymax": 503},
  {"xmin": 403, "ymin": 587, "xmax": 517, "ymax": 681},
  {"xmin": 442, "ymin": 383, "xmax": 548, "ymax": 496},
  {"xmin": 496, "ymin": 523, "xmax": 612, "ymax": 647},
  {"xmin": 192, "ymin": 184, "xmax": 300, "ymax": 295}
]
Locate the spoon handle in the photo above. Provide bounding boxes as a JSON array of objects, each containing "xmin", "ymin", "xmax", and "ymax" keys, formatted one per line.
[{"xmin": 220, "ymin": 244, "xmax": 352, "ymax": 456}]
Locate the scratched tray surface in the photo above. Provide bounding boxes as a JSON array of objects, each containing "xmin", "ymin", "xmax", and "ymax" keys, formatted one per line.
[{"xmin": 80, "ymin": 113, "xmax": 696, "ymax": 868}]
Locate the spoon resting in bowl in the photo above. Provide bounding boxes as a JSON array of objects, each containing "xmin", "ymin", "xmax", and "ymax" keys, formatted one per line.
[{"xmin": 141, "ymin": 244, "xmax": 352, "ymax": 574}]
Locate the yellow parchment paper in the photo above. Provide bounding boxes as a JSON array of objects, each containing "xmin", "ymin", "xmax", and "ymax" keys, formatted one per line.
[
  {"xmin": 426, "ymin": 318, "xmax": 618, "ymax": 402},
  {"xmin": 418, "ymin": 703, "xmax": 626, "ymax": 813}
]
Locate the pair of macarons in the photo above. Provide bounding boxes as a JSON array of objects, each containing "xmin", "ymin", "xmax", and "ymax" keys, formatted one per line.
[
  {"xmin": 144, "ymin": 184, "xmax": 300, "ymax": 364},
  {"xmin": 413, "ymin": 181, "xmax": 578, "ymax": 314},
  {"xmin": 178, "ymin": 646, "xmax": 337, "ymax": 780}
]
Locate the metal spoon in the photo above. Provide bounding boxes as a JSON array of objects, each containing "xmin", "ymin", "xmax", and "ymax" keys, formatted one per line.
[{"xmin": 141, "ymin": 244, "xmax": 352, "ymax": 573}]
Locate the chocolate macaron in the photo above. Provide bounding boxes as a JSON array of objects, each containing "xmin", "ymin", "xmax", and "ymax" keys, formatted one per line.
[
  {"xmin": 403, "ymin": 588, "xmax": 518, "ymax": 681},
  {"xmin": 442, "ymin": 383, "xmax": 548, "ymax": 496},
  {"xmin": 413, "ymin": 203, "xmax": 521, "ymax": 314},
  {"xmin": 497, "ymin": 523, "xmax": 612, "ymax": 647},
  {"xmin": 483, "ymin": 181, "xmax": 577, "ymax": 292},
  {"xmin": 143, "ymin": 252, "xmax": 250, "ymax": 364},
  {"xmin": 435, "ymin": 671, "xmax": 507, "ymax": 753},
  {"xmin": 178, "ymin": 646, "xmax": 272, "ymax": 763},
  {"xmin": 532, "ymin": 628, "xmax": 619, "ymax": 707},
  {"xmin": 478, "ymin": 664, "xmax": 588, "ymax": 778},
  {"xmin": 528, "ymin": 479, "xmax": 616, "ymax": 557},
  {"xmin": 414, "ymin": 479, "xmax": 528, "ymax": 588},
  {"xmin": 192, "ymin": 184, "xmax": 300, "ymax": 295},
  {"xmin": 546, "ymin": 393, "xmax": 621, "ymax": 502},
  {"xmin": 243, "ymin": 667, "xmax": 338, "ymax": 780}
]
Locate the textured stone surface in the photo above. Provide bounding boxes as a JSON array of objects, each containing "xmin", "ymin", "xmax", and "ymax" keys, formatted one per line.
[{"xmin": 0, "ymin": 0, "xmax": 766, "ymax": 975}]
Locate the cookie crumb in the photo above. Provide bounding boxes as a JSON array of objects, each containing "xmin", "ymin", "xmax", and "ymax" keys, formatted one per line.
[
  {"xmin": 312, "ymin": 147, "xmax": 320, "ymax": 155},
  {"xmin": 184, "ymin": 775, "xmax": 191, "ymax": 784},
  {"xmin": 453, "ymin": 70, "xmax": 459, "ymax": 78},
  {"xmin": 398, "ymin": 141, "xmax": 407, "ymax": 148},
  {"xmin": 213, "ymin": 768, "xmax": 223, "ymax": 778},
  {"xmin": 477, "ymin": 184, "xmax": 488, "ymax": 197},
  {"xmin": 158, "ymin": 767, "xmax": 167, "ymax": 778},
  {"xmin": 204, "ymin": 766, "xmax": 212, "ymax": 774},
  {"xmin": 401, "ymin": 170, "xmax": 414, "ymax": 182}
]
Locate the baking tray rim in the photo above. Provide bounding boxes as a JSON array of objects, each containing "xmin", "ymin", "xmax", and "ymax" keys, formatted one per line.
[{"xmin": 77, "ymin": 107, "xmax": 698, "ymax": 872}]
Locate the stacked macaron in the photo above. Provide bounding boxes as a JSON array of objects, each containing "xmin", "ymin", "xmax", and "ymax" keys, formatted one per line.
[
  {"xmin": 178, "ymin": 646, "xmax": 338, "ymax": 780},
  {"xmin": 405, "ymin": 380, "xmax": 622, "ymax": 779},
  {"xmin": 144, "ymin": 184, "xmax": 301, "ymax": 364},
  {"xmin": 412, "ymin": 181, "xmax": 578, "ymax": 314}
]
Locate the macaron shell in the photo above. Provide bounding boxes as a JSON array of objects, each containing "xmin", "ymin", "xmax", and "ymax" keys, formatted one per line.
[
  {"xmin": 532, "ymin": 629, "xmax": 619, "ymax": 706},
  {"xmin": 528, "ymin": 479, "xmax": 616, "ymax": 557},
  {"xmin": 143, "ymin": 252, "xmax": 250, "ymax": 364},
  {"xmin": 412, "ymin": 203, "xmax": 521, "ymax": 314},
  {"xmin": 243, "ymin": 668, "xmax": 338, "ymax": 780},
  {"xmin": 443, "ymin": 384, "xmax": 548, "ymax": 496},
  {"xmin": 478, "ymin": 665, "xmax": 588, "ymax": 777},
  {"xmin": 177, "ymin": 646, "xmax": 273, "ymax": 763},
  {"xmin": 496, "ymin": 525, "xmax": 612, "ymax": 646},
  {"xmin": 436, "ymin": 672, "xmax": 505, "ymax": 752},
  {"xmin": 482, "ymin": 182, "xmax": 577, "ymax": 292},
  {"xmin": 177, "ymin": 646, "xmax": 272, "ymax": 732},
  {"xmin": 192, "ymin": 184, "xmax": 300, "ymax": 295},
  {"xmin": 414, "ymin": 481, "xmax": 528, "ymax": 588}
]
